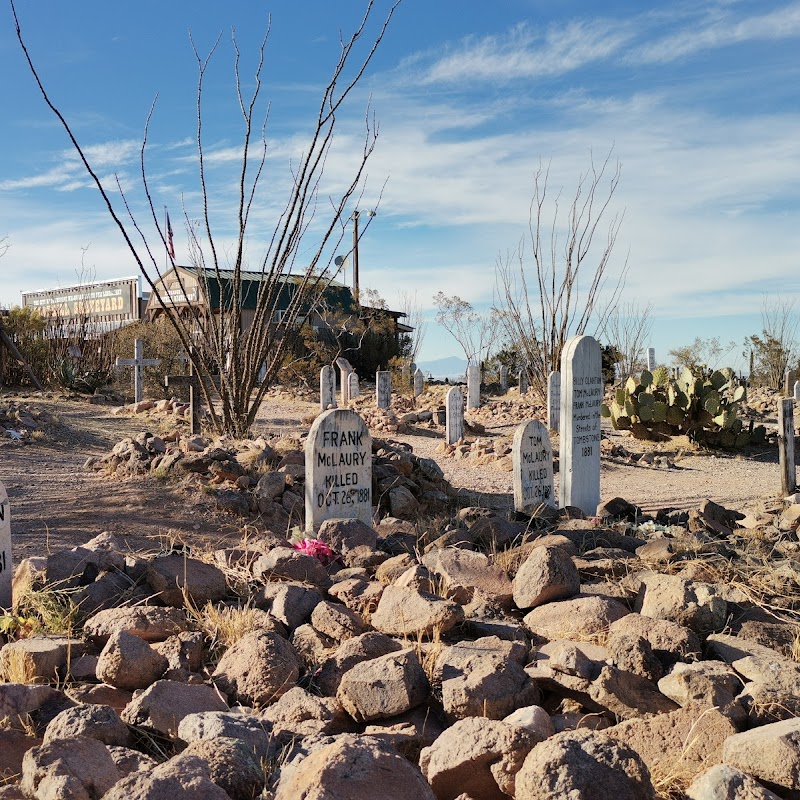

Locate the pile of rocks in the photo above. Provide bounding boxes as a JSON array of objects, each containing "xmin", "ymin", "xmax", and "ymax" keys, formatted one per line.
[
  {"xmin": 4, "ymin": 497, "xmax": 800, "ymax": 797},
  {"xmin": 111, "ymin": 398, "xmax": 195, "ymax": 421},
  {"xmin": 436, "ymin": 435, "xmax": 515, "ymax": 470},
  {"xmin": 0, "ymin": 401, "xmax": 48, "ymax": 442},
  {"xmin": 84, "ymin": 433, "xmax": 453, "ymax": 525},
  {"xmin": 601, "ymin": 439, "xmax": 677, "ymax": 470},
  {"xmin": 465, "ymin": 397, "xmax": 548, "ymax": 426}
]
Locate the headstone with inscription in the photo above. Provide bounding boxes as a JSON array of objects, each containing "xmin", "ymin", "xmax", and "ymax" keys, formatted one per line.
[
  {"xmin": 547, "ymin": 370, "xmax": 561, "ymax": 432},
  {"xmin": 559, "ymin": 335, "xmax": 602, "ymax": 515},
  {"xmin": 413, "ymin": 368, "xmax": 424, "ymax": 398},
  {"xmin": 0, "ymin": 481, "xmax": 11, "ymax": 609},
  {"xmin": 446, "ymin": 386, "xmax": 465, "ymax": 445},
  {"xmin": 499, "ymin": 365, "xmax": 508, "ymax": 392},
  {"xmin": 320, "ymin": 365, "xmax": 337, "ymax": 411},
  {"xmin": 348, "ymin": 371, "xmax": 360, "ymax": 400},
  {"xmin": 116, "ymin": 338, "xmax": 160, "ymax": 403},
  {"xmin": 305, "ymin": 409, "xmax": 372, "ymax": 531},
  {"xmin": 376, "ymin": 370, "xmax": 391, "ymax": 410},
  {"xmin": 467, "ymin": 362, "xmax": 481, "ymax": 410},
  {"xmin": 519, "ymin": 367, "xmax": 529, "ymax": 395},
  {"xmin": 336, "ymin": 357, "xmax": 354, "ymax": 406},
  {"xmin": 647, "ymin": 347, "xmax": 656, "ymax": 372},
  {"xmin": 513, "ymin": 420, "xmax": 555, "ymax": 512}
]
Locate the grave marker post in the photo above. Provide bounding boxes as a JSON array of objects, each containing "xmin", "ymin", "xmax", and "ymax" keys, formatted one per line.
[
  {"xmin": 305, "ymin": 409, "xmax": 372, "ymax": 531},
  {"xmin": 376, "ymin": 370, "xmax": 391, "ymax": 409},
  {"xmin": 0, "ymin": 480, "xmax": 11, "ymax": 609},
  {"xmin": 320, "ymin": 365, "xmax": 337, "ymax": 411},
  {"xmin": 413, "ymin": 368, "xmax": 424, "ymax": 398},
  {"xmin": 500, "ymin": 366, "xmax": 508, "ymax": 392},
  {"xmin": 794, "ymin": 381, "xmax": 800, "ymax": 402},
  {"xmin": 446, "ymin": 386, "xmax": 465, "ymax": 445},
  {"xmin": 779, "ymin": 399, "xmax": 796, "ymax": 496},
  {"xmin": 513, "ymin": 420, "xmax": 555, "ymax": 512},
  {"xmin": 165, "ymin": 364, "xmax": 202, "ymax": 436},
  {"xmin": 647, "ymin": 347, "xmax": 656, "ymax": 372},
  {"xmin": 335, "ymin": 357, "xmax": 354, "ymax": 407},
  {"xmin": 786, "ymin": 369, "xmax": 798, "ymax": 398},
  {"xmin": 547, "ymin": 371, "xmax": 561, "ymax": 432},
  {"xmin": 467, "ymin": 362, "xmax": 481, "ymax": 410},
  {"xmin": 116, "ymin": 338, "xmax": 160, "ymax": 403},
  {"xmin": 348, "ymin": 372, "xmax": 360, "ymax": 400},
  {"xmin": 518, "ymin": 366, "xmax": 529, "ymax": 395},
  {"xmin": 559, "ymin": 335, "xmax": 602, "ymax": 515}
]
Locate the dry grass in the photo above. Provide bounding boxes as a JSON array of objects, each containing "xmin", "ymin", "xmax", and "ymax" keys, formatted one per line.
[
  {"xmin": 12, "ymin": 585, "xmax": 79, "ymax": 637},
  {"xmin": 184, "ymin": 597, "xmax": 263, "ymax": 663},
  {"xmin": 0, "ymin": 648, "xmax": 38, "ymax": 684}
]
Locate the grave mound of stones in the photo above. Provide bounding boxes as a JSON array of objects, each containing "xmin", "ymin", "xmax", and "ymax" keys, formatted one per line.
[
  {"xmin": 0, "ymin": 401, "xmax": 51, "ymax": 443},
  {"xmin": 85, "ymin": 431, "xmax": 452, "ymax": 525},
  {"xmin": 4, "ymin": 495, "xmax": 800, "ymax": 798}
]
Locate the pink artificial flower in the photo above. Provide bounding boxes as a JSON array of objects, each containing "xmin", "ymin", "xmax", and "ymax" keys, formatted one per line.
[{"xmin": 293, "ymin": 538, "xmax": 335, "ymax": 565}]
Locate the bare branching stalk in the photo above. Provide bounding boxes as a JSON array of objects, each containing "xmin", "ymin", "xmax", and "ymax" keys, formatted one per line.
[
  {"xmin": 397, "ymin": 290, "xmax": 428, "ymax": 366},
  {"xmin": 433, "ymin": 293, "xmax": 499, "ymax": 366},
  {"xmin": 596, "ymin": 301, "xmax": 653, "ymax": 379},
  {"xmin": 494, "ymin": 151, "xmax": 627, "ymax": 399},
  {"xmin": 11, "ymin": 0, "xmax": 401, "ymax": 437}
]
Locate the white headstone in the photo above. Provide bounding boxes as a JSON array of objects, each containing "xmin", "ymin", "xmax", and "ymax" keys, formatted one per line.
[
  {"xmin": 376, "ymin": 370, "xmax": 391, "ymax": 409},
  {"xmin": 519, "ymin": 367, "xmax": 529, "ymax": 395},
  {"xmin": 647, "ymin": 347, "xmax": 656, "ymax": 372},
  {"xmin": 0, "ymin": 481, "xmax": 11, "ymax": 609},
  {"xmin": 547, "ymin": 370, "xmax": 561, "ymax": 432},
  {"xmin": 559, "ymin": 335, "xmax": 602, "ymax": 515},
  {"xmin": 794, "ymin": 380, "xmax": 800, "ymax": 402},
  {"xmin": 115, "ymin": 338, "xmax": 160, "ymax": 403},
  {"xmin": 413, "ymin": 368, "xmax": 424, "ymax": 398},
  {"xmin": 320, "ymin": 365, "xmax": 337, "ymax": 411},
  {"xmin": 467, "ymin": 362, "xmax": 481, "ymax": 410},
  {"xmin": 446, "ymin": 386, "xmax": 465, "ymax": 445},
  {"xmin": 336, "ymin": 357, "xmax": 354, "ymax": 406},
  {"xmin": 513, "ymin": 420, "xmax": 555, "ymax": 512},
  {"xmin": 500, "ymin": 366, "xmax": 508, "ymax": 392},
  {"xmin": 348, "ymin": 371, "xmax": 360, "ymax": 399},
  {"xmin": 305, "ymin": 409, "xmax": 372, "ymax": 532}
]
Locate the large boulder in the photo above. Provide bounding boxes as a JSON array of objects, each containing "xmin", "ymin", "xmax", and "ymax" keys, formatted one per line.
[
  {"xmin": 635, "ymin": 574, "xmax": 726, "ymax": 635},
  {"xmin": 686, "ymin": 764, "xmax": 782, "ymax": 800},
  {"xmin": 370, "ymin": 586, "xmax": 464, "ymax": 638},
  {"xmin": 273, "ymin": 735, "xmax": 436, "ymax": 800},
  {"xmin": 96, "ymin": 631, "xmax": 168, "ymax": 691},
  {"xmin": 82, "ymin": 607, "xmax": 188, "ymax": 646},
  {"xmin": 121, "ymin": 680, "xmax": 228, "ymax": 738},
  {"xmin": 421, "ymin": 549, "xmax": 514, "ymax": 609},
  {"xmin": 523, "ymin": 595, "xmax": 629, "ymax": 642},
  {"xmin": 515, "ymin": 729, "xmax": 656, "ymax": 800},
  {"xmin": 212, "ymin": 630, "xmax": 299, "ymax": 706},
  {"xmin": 21, "ymin": 735, "xmax": 121, "ymax": 800},
  {"xmin": 146, "ymin": 554, "xmax": 228, "ymax": 607},
  {"xmin": 420, "ymin": 717, "xmax": 541, "ymax": 799},
  {"xmin": 44, "ymin": 703, "xmax": 130, "ymax": 747},
  {"xmin": 513, "ymin": 545, "xmax": 580, "ymax": 610},
  {"xmin": 337, "ymin": 648, "xmax": 429, "ymax": 722}
]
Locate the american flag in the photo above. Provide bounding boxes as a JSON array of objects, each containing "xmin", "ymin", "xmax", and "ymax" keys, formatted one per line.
[{"xmin": 166, "ymin": 212, "xmax": 175, "ymax": 260}]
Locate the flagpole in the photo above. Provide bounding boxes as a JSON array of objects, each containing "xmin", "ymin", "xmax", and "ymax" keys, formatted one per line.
[{"xmin": 164, "ymin": 205, "xmax": 168, "ymax": 271}]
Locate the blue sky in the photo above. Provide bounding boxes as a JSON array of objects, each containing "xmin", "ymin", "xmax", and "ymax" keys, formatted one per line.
[{"xmin": 2, "ymin": 0, "xmax": 800, "ymax": 371}]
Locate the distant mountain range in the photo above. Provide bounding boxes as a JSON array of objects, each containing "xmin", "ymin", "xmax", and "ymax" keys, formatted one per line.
[{"xmin": 415, "ymin": 356, "xmax": 467, "ymax": 381}]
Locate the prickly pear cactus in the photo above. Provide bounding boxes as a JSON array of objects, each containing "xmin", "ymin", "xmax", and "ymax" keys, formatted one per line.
[{"xmin": 601, "ymin": 367, "xmax": 749, "ymax": 447}]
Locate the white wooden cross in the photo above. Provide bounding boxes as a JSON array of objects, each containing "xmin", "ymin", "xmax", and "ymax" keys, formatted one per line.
[{"xmin": 116, "ymin": 338, "xmax": 160, "ymax": 403}]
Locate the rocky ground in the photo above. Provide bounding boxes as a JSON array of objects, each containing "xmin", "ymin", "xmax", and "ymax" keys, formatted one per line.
[{"xmin": 0, "ymin": 384, "xmax": 799, "ymax": 799}]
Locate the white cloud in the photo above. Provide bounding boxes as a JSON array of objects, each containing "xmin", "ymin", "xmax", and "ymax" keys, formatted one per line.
[
  {"xmin": 420, "ymin": 19, "xmax": 633, "ymax": 85},
  {"xmin": 630, "ymin": 2, "xmax": 800, "ymax": 64}
]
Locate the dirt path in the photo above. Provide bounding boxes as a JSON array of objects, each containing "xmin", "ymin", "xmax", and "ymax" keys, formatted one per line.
[
  {"xmin": 1, "ymin": 395, "xmax": 242, "ymax": 562},
  {"xmin": 0, "ymin": 391, "xmax": 787, "ymax": 563}
]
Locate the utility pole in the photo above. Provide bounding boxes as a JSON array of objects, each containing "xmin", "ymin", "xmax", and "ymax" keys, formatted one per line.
[{"xmin": 352, "ymin": 209, "xmax": 375, "ymax": 305}]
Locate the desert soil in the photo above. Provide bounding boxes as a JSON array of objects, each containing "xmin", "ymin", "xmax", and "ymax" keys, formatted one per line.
[{"xmin": 0, "ymin": 390, "xmax": 786, "ymax": 563}]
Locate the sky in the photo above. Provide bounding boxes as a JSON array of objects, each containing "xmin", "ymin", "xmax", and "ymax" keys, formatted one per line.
[{"xmin": 2, "ymin": 0, "xmax": 800, "ymax": 373}]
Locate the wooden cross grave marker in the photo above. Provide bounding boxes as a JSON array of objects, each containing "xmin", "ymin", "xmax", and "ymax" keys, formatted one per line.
[
  {"xmin": 165, "ymin": 363, "xmax": 202, "ymax": 436},
  {"xmin": 116, "ymin": 338, "xmax": 160, "ymax": 403}
]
